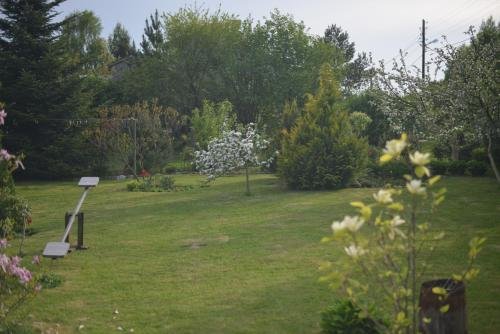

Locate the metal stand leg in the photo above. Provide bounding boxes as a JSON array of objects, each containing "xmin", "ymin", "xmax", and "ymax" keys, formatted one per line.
[
  {"xmin": 65, "ymin": 212, "xmax": 87, "ymax": 250},
  {"xmin": 77, "ymin": 212, "xmax": 87, "ymax": 250}
]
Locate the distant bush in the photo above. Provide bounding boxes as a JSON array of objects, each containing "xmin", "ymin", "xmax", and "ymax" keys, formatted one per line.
[
  {"xmin": 163, "ymin": 165, "xmax": 177, "ymax": 174},
  {"xmin": 471, "ymin": 147, "xmax": 488, "ymax": 162},
  {"xmin": 126, "ymin": 175, "xmax": 177, "ymax": 192},
  {"xmin": 38, "ymin": 273, "xmax": 63, "ymax": 289},
  {"xmin": 159, "ymin": 175, "xmax": 175, "ymax": 190},
  {"xmin": 321, "ymin": 300, "xmax": 382, "ymax": 334},
  {"xmin": 466, "ymin": 160, "xmax": 488, "ymax": 176},
  {"xmin": 357, "ymin": 159, "xmax": 407, "ymax": 188},
  {"xmin": 430, "ymin": 160, "xmax": 449, "ymax": 175},
  {"xmin": 448, "ymin": 160, "xmax": 467, "ymax": 175},
  {"xmin": 430, "ymin": 159, "xmax": 488, "ymax": 177}
]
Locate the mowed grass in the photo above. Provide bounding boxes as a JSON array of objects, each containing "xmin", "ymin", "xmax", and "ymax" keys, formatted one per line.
[{"xmin": 8, "ymin": 174, "xmax": 500, "ymax": 333}]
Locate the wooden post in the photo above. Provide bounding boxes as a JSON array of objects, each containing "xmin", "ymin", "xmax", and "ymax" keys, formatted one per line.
[{"xmin": 419, "ymin": 279, "xmax": 467, "ymax": 334}]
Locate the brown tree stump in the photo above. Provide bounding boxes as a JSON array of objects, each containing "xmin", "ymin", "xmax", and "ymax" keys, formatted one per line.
[{"xmin": 418, "ymin": 279, "xmax": 467, "ymax": 334}]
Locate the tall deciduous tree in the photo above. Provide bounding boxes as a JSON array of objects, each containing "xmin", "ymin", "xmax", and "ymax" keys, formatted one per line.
[
  {"xmin": 59, "ymin": 10, "xmax": 113, "ymax": 75},
  {"xmin": 436, "ymin": 18, "xmax": 500, "ymax": 182}
]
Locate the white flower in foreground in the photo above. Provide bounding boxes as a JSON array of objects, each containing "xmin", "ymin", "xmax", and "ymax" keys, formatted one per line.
[
  {"xmin": 406, "ymin": 179, "xmax": 426, "ymax": 195},
  {"xmin": 383, "ymin": 137, "xmax": 407, "ymax": 156},
  {"xmin": 409, "ymin": 151, "xmax": 431, "ymax": 166},
  {"xmin": 344, "ymin": 244, "xmax": 366, "ymax": 258},
  {"xmin": 373, "ymin": 189, "xmax": 393, "ymax": 204},
  {"xmin": 331, "ymin": 221, "xmax": 345, "ymax": 232},
  {"xmin": 331, "ymin": 215, "xmax": 364, "ymax": 233},
  {"xmin": 343, "ymin": 215, "xmax": 364, "ymax": 232},
  {"xmin": 389, "ymin": 215, "xmax": 405, "ymax": 227}
]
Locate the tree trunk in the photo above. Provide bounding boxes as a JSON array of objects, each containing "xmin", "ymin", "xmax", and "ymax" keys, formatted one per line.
[
  {"xmin": 245, "ymin": 166, "xmax": 250, "ymax": 195},
  {"xmin": 450, "ymin": 135, "xmax": 460, "ymax": 161},
  {"xmin": 487, "ymin": 133, "xmax": 500, "ymax": 183}
]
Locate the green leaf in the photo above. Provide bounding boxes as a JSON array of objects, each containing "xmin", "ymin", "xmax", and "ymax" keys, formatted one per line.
[
  {"xmin": 428, "ymin": 175, "xmax": 441, "ymax": 186},
  {"xmin": 432, "ymin": 287, "xmax": 447, "ymax": 295},
  {"xmin": 380, "ymin": 154, "xmax": 393, "ymax": 164},
  {"xmin": 387, "ymin": 202, "xmax": 404, "ymax": 211},
  {"xmin": 440, "ymin": 304, "xmax": 450, "ymax": 313},
  {"xmin": 423, "ymin": 317, "xmax": 432, "ymax": 324}
]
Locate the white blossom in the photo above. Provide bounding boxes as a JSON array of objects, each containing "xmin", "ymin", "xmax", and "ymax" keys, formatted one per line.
[
  {"xmin": 373, "ymin": 189, "xmax": 393, "ymax": 204},
  {"xmin": 194, "ymin": 123, "xmax": 271, "ymax": 180},
  {"xmin": 409, "ymin": 151, "xmax": 430, "ymax": 166},
  {"xmin": 331, "ymin": 215, "xmax": 364, "ymax": 233},
  {"xmin": 406, "ymin": 179, "xmax": 426, "ymax": 195},
  {"xmin": 344, "ymin": 244, "xmax": 366, "ymax": 258}
]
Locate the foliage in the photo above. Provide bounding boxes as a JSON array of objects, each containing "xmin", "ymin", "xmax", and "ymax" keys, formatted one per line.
[
  {"xmin": 191, "ymin": 100, "xmax": 236, "ymax": 149},
  {"xmin": 465, "ymin": 160, "xmax": 488, "ymax": 176},
  {"xmin": 115, "ymin": 6, "xmax": 343, "ymax": 128},
  {"xmin": 194, "ymin": 123, "xmax": 270, "ymax": 194},
  {"xmin": 0, "ymin": 193, "xmax": 31, "ymax": 238},
  {"xmin": 434, "ymin": 18, "xmax": 500, "ymax": 182},
  {"xmin": 349, "ymin": 112, "xmax": 372, "ymax": 137},
  {"xmin": 323, "ymin": 24, "xmax": 375, "ymax": 94},
  {"xmin": 108, "ymin": 23, "xmax": 136, "ymax": 59},
  {"xmin": 126, "ymin": 175, "xmax": 176, "ymax": 192},
  {"xmin": 0, "ymin": 246, "xmax": 42, "ymax": 326},
  {"xmin": 89, "ymin": 100, "xmax": 186, "ymax": 175},
  {"xmin": 345, "ymin": 92, "xmax": 393, "ymax": 146},
  {"xmin": 430, "ymin": 159, "xmax": 488, "ymax": 177},
  {"xmin": 279, "ymin": 64, "xmax": 368, "ymax": 190},
  {"xmin": 59, "ymin": 10, "xmax": 113, "ymax": 76},
  {"xmin": 38, "ymin": 272, "xmax": 62, "ymax": 289},
  {"xmin": 0, "ymin": 110, "xmax": 39, "ymax": 326},
  {"xmin": 321, "ymin": 299, "xmax": 383, "ymax": 334},
  {"xmin": 320, "ymin": 134, "xmax": 485, "ymax": 333},
  {"xmin": 0, "ymin": 0, "xmax": 101, "ymax": 179}
]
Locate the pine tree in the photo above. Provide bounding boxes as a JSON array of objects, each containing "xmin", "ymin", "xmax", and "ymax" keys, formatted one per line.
[{"xmin": 0, "ymin": 0, "xmax": 94, "ymax": 178}]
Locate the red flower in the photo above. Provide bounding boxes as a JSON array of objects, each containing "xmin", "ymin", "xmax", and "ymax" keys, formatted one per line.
[{"xmin": 139, "ymin": 169, "xmax": 150, "ymax": 177}]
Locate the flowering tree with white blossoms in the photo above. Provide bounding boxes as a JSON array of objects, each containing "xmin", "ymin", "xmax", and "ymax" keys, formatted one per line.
[
  {"xmin": 194, "ymin": 123, "xmax": 271, "ymax": 195},
  {"xmin": 321, "ymin": 133, "xmax": 484, "ymax": 333}
]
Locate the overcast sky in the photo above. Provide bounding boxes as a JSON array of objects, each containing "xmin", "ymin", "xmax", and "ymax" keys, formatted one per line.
[{"xmin": 57, "ymin": 0, "xmax": 499, "ymax": 64}]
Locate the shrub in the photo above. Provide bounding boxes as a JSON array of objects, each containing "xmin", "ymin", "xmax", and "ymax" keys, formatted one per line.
[
  {"xmin": 448, "ymin": 160, "xmax": 467, "ymax": 175},
  {"xmin": 430, "ymin": 159, "xmax": 449, "ymax": 175},
  {"xmin": 279, "ymin": 64, "xmax": 368, "ymax": 190},
  {"xmin": 159, "ymin": 175, "xmax": 175, "ymax": 190},
  {"xmin": 0, "ymin": 192, "xmax": 31, "ymax": 238},
  {"xmin": 126, "ymin": 175, "xmax": 176, "ymax": 192},
  {"xmin": 38, "ymin": 273, "xmax": 62, "ymax": 289},
  {"xmin": 163, "ymin": 165, "xmax": 177, "ymax": 174},
  {"xmin": 321, "ymin": 300, "xmax": 382, "ymax": 334},
  {"xmin": 126, "ymin": 180, "xmax": 139, "ymax": 192},
  {"xmin": 466, "ymin": 160, "xmax": 488, "ymax": 176},
  {"xmin": 471, "ymin": 147, "xmax": 488, "ymax": 162}
]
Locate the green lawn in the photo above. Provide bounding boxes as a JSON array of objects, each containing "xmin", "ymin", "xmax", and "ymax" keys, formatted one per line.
[{"xmin": 8, "ymin": 174, "xmax": 500, "ymax": 333}]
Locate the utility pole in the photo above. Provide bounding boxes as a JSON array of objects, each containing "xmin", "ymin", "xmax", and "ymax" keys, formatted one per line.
[
  {"xmin": 421, "ymin": 19, "xmax": 426, "ymax": 79},
  {"xmin": 132, "ymin": 117, "xmax": 137, "ymax": 177}
]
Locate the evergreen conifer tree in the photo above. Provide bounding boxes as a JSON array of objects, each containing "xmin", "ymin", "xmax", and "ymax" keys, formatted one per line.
[
  {"xmin": 279, "ymin": 64, "xmax": 368, "ymax": 189},
  {"xmin": 0, "ymin": 0, "xmax": 94, "ymax": 178}
]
